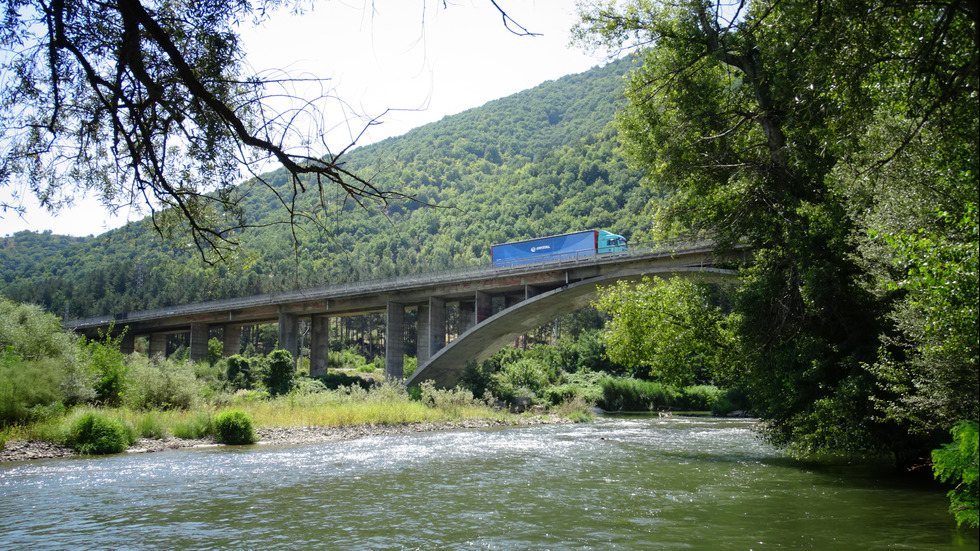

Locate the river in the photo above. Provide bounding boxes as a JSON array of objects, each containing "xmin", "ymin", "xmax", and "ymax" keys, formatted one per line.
[{"xmin": 1, "ymin": 416, "xmax": 976, "ymax": 550}]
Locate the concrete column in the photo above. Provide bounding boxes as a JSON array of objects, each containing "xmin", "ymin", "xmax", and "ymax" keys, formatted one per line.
[
  {"xmin": 525, "ymin": 285, "xmax": 543, "ymax": 300},
  {"xmin": 429, "ymin": 297, "xmax": 446, "ymax": 356},
  {"xmin": 120, "ymin": 332, "xmax": 136, "ymax": 355},
  {"xmin": 310, "ymin": 315, "xmax": 330, "ymax": 377},
  {"xmin": 417, "ymin": 302, "xmax": 431, "ymax": 364},
  {"xmin": 278, "ymin": 312, "xmax": 300, "ymax": 361},
  {"xmin": 476, "ymin": 291, "xmax": 493, "ymax": 323},
  {"xmin": 149, "ymin": 333, "xmax": 167, "ymax": 358},
  {"xmin": 459, "ymin": 300, "xmax": 476, "ymax": 333},
  {"xmin": 385, "ymin": 301, "xmax": 405, "ymax": 380},
  {"xmin": 189, "ymin": 323, "xmax": 210, "ymax": 362},
  {"xmin": 223, "ymin": 325, "xmax": 242, "ymax": 357}
]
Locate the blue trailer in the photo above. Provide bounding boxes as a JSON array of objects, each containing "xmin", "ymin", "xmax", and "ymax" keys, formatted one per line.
[{"xmin": 491, "ymin": 230, "xmax": 628, "ymax": 268}]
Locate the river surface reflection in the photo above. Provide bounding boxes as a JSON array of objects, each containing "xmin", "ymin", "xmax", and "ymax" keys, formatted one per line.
[{"xmin": 1, "ymin": 416, "xmax": 976, "ymax": 550}]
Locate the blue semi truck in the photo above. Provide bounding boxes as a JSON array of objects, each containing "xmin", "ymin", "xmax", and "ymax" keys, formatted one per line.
[{"xmin": 491, "ymin": 230, "xmax": 628, "ymax": 268}]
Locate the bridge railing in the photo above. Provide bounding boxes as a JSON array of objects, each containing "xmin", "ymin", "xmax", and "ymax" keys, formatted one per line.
[{"xmin": 65, "ymin": 240, "xmax": 716, "ymax": 330}]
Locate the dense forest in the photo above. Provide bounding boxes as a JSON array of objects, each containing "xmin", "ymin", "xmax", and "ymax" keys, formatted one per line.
[{"xmin": 1, "ymin": 57, "xmax": 654, "ymax": 320}]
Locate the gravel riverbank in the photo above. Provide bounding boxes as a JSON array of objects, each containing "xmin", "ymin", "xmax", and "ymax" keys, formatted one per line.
[{"xmin": 0, "ymin": 416, "xmax": 567, "ymax": 463}]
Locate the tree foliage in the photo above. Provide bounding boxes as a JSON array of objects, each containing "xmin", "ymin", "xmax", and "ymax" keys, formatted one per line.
[
  {"xmin": 932, "ymin": 420, "xmax": 980, "ymax": 528},
  {"xmin": 0, "ymin": 0, "xmax": 406, "ymax": 261},
  {"xmin": 594, "ymin": 277, "xmax": 736, "ymax": 386},
  {"xmin": 575, "ymin": 0, "xmax": 977, "ymax": 461}
]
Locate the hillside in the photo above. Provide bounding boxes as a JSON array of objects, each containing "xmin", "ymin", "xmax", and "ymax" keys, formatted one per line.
[{"xmin": 0, "ymin": 56, "xmax": 657, "ymax": 319}]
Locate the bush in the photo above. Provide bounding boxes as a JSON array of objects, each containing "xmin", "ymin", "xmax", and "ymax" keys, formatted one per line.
[
  {"xmin": 490, "ymin": 357, "xmax": 556, "ymax": 401},
  {"xmin": 677, "ymin": 385, "xmax": 723, "ymax": 411},
  {"xmin": 66, "ymin": 412, "xmax": 135, "ymax": 455},
  {"xmin": 87, "ymin": 330, "xmax": 129, "ymax": 407},
  {"xmin": 415, "ymin": 380, "xmax": 479, "ymax": 415},
  {"xmin": 932, "ymin": 420, "xmax": 979, "ymax": 528},
  {"xmin": 598, "ymin": 377, "xmax": 679, "ymax": 411},
  {"xmin": 225, "ymin": 354, "xmax": 256, "ymax": 390},
  {"xmin": 264, "ymin": 349, "xmax": 295, "ymax": 396},
  {"xmin": 0, "ymin": 353, "xmax": 64, "ymax": 426},
  {"xmin": 328, "ymin": 347, "xmax": 370, "ymax": 370},
  {"xmin": 541, "ymin": 370, "xmax": 606, "ymax": 406},
  {"xmin": 213, "ymin": 409, "xmax": 256, "ymax": 445},
  {"xmin": 0, "ymin": 298, "xmax": 79, "ymax": 362},
  {"xmin": 125, "ymin": 355, "xmax": 200, "ymax": 410}
]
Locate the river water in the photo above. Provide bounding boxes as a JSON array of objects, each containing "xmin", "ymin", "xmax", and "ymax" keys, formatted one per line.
[{"xmin": 1, "ymin": 417, "xmax": 976, "ymax": 550}]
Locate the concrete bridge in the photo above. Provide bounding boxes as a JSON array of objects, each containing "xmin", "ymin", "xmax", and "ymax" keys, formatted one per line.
[{"xmin": 64, "ymin": 242, "xmax": 736, "ymax": 387}]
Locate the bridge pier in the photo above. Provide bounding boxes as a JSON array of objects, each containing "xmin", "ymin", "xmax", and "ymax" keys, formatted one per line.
[
  {"xmin": 417, "ymin": 302, "xmax": 431, "ymax": 363},
  {"xmin": 189, "ymin": 323, "xmax": 210, "ymax": 362},
  {"xmin": 385, "ymin": 301, "xmax": 405, "ymax": 380},
  {"xmin": 223, "ymin": 325, "xmax": 242, "ymax": 357},
  {"xmin": 120, "ymin": 332, "xmax": 136, "ymax": 355},
  {"xmin": 149, "ymin": 332, "xmax": 167, "ymax": 358},
  {"xmin": 310, "ymin": 315, "xmax": 330, "ymax": 377},
  {"xmin": 279, "ymin": 313, "xmax": 300, "ymax": 363},
  {"xmin": 424, "ymin": 297, "xmax": 446, "ymax": 361},
  {"xmin": 460, "ymin": 300, "xmax": 476, "ymax": 333},
  {"xmin": 476, "ymin": 291, "xmax": 492, "ymax": 323}
]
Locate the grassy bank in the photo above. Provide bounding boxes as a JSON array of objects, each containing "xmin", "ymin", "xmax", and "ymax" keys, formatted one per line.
[{"xmin": 1, "ymin": 380, "xmax": 557, "ymax": 453}]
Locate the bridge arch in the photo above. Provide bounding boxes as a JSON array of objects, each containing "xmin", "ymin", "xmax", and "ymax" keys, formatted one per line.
[{"xmin": 406, "ymin": 266, "xmax": 736, "ymax": 387}]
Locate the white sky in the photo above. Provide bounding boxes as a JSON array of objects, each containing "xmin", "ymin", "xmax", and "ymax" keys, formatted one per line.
[{"xmin": 0, "ymin": 0, "xmax": 607, "ymax": 238}]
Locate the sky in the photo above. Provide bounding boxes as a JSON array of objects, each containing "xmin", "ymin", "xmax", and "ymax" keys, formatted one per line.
[{"xmin": 0, "ymin": 0, "xmax": 610, "ymax": 238}]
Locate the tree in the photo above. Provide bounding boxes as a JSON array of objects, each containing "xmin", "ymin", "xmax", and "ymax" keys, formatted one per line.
[
  {"xmin": 575, "ymin": 0, "xmax": 977, "ymax": 460},
  {"xmin": 593, "ymin": 277, "xmax": 736, "ymax": 386},
  {"xmin": 0, "ymin": 0, "xmax": 535, "ymax": 261}
]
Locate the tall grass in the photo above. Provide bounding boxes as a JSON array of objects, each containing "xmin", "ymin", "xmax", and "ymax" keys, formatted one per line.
[{"xmin": 238, "ymin": 382, "xmax": 502, "ymax": 427}]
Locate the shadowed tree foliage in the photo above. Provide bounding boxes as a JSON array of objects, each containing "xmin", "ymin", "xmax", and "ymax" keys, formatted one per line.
[{"xmin": 575, "ymin": 0, "xmax": 977, "ymax": 463}]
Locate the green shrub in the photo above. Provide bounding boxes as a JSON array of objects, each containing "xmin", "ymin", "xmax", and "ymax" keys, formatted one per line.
[
  {"xmin": 402, "ymin": 355, "xmax": 418, "ymax": 377},
  {"xmin": 172, "ymin": 412, "xmax": 213, "ymax": 439},
  {"xmin": 125, "ymin": 355, "xmax": 200, "ymax": 410},
  {"xmin": 415, "ymin": 380, "xmax": 479, "ymax": 414},
  {"xmin": 932, "ymin": 420, "xmax": 979, "ymax": 528},
  {"xmin": 598, "ymin": 377, "xmax": 679, "ymax": 411},
  {"xmin": 328, "ymin": 347, "xmax": 370, "ymax": 370},
  {"xmin": 66, "ymin": 412, "xmax": 135, "ymax": 455},
  {"xmin": 213, "ymin": 409, "xmax": 256, "ymax": 445},
  {"xmin": 225, "ymin": 354, "xmax": 256, "ymax": 390},
  {"xmin": 0, "ymin": 298, "xmax": 79, "ymax": 362},
  {"xmin": 264, "ymin": 349, "xmax": 295, "ymax": 396},
  {"xmin": 677, "ymin": 385, "xmax": 723, "ymax": 411},
  {"xmin": 0, "ymin": 353, "xmax": 64, "ymax": 426},
  {"xmin": 490, "ymin": 357, "xmax": 556, "ymax": 401},
  {"xmin": 541, "ymin": 370, "xmax": 606, "ymax": 406},
  {"xmin": 87, "ymin": 330, "xmax": 129, "ymax": 407}
]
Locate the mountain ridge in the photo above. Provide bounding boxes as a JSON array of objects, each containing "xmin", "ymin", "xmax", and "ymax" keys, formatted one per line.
[{"xmin": 1, "ymin": 56, "xmax": 657, "ymax": 319}]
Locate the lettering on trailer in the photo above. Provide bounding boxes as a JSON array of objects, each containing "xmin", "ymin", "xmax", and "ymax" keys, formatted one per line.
[{"xmin": 530, "ymin": 245, "xmax": 552, "ymax": 253}]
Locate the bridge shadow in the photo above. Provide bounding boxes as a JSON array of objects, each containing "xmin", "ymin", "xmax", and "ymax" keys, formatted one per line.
[{"xmin": 406, "ymin": 267, "xmax": 736, "ymax": 388}]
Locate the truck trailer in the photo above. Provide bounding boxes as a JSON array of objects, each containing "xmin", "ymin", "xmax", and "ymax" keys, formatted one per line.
[{"xmin": 491, "ymin": 230, "xmax": 628, "ymax": 268}]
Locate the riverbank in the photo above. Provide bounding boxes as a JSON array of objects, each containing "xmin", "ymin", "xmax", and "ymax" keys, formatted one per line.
[{"xmin": 0, "ymin": 416, "xmax": 567, "ymax": 463}]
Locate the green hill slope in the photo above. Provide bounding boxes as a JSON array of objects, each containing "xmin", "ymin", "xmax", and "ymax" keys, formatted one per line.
[{"xmin": 1, "ymin": 56, "xmax": 657, "ymax": 319}]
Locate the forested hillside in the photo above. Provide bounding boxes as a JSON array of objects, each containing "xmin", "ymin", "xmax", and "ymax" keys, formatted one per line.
[{"xmin": 1, "ymin": 57, "xmax": 652, "ymax": 319}]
